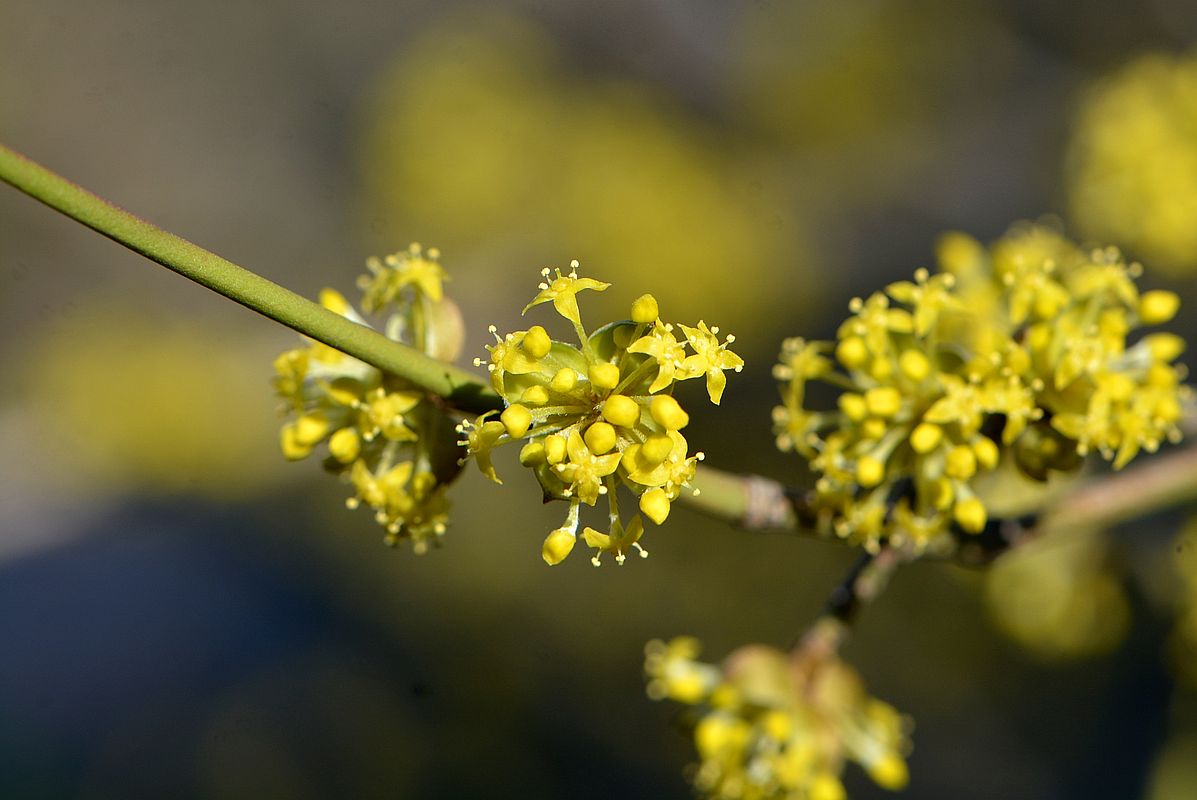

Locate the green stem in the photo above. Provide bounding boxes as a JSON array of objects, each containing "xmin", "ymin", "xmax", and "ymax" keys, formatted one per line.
[{"xmin": 0, "ymin": 142, "xmax": 502, "ymax": 415}]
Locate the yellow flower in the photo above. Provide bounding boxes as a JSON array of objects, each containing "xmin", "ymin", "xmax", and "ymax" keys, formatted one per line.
[
  {"xmin": 774, "ymin": 222, "xmax": 1189, "ymax": 556},
  {"xmin": 358, "ymin": 242, "xmax": 448, "ymax": 309},
  {"xmin": 678, "ymin": 321, "xmax": 745, "ymax": 404},
  {"xmin": 272, "ymin": 244, "xmax": 465, "ymax": 551},
  {"xmin": 645, "ymin": 636, "xmax": 912, "ymax": 799},
  {"xmin": 466, "ymin": 263, "xmax": 740, "ymax": 564},
  {"xmin": 521, "ymin": 261, "xmax": 610, "ymax": 327},
  {"xmin": 582, "ymin": 515, "xmax": 646, "ymax": 566}
]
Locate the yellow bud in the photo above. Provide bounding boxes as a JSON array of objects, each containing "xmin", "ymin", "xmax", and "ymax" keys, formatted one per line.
[
  {"xmin": 1005, "ymin": 346, "xmax": 1031, "ymax": 376},
  {"xmin": 838, "ymin": 393, "xmax": 868, "ymax": 422},
  {"xmin": 640, "ymin": 434, "xmax": 675, "ymax": 465},
  {"xmin": 910, "ymin": 422, "xmax": 943, "ymax": 454},
  {"xmin": 1026, "ymin": 323, "xmax": 1052, "ymax": 352},
  {"xmin": 519, "ymin": 441, "xmax": 546, "ymax": 466},
  {"xmin": 937, "ymin": 231, "xmax": 983, "ymax": 275},
  {"xmin": 869, "ymin": 357, "xmax": 893, "ymax": 381},
  {"xmin": 899, "ymin": 349, "xmax": 930, "ymax": 381},
  {"xmin": 589, "ymin": 362, "xmax": 621, "ymax": 390},
  {"xmin": 856, "ymin": 455, "xmax": 886, "ymax": 487},
  {"xmin": 1140, "ymin": 290, "xmax": 1180, "ymax": 325},
  {"xmin": 295, "ymin": 413, "xmax": 331, "ymax": 445},
  {"xmin": 954, "ymin": 497, "xmax": 987, "ymax": 534},
  {"xmin": 695, "ymin": 716, "xmax": 749, "ymax": 758},
  {"xmin": 328, "ymin": 427, "xmax": 361, "ymax": 463},
  {"xmin": 861, "ymin": 418, "xmax": 888, "ymax": 441},
  {"xmin": 280, "ymin": 423, "xmax": 313, "ymax": 461},
  {"xmin": 542, "ymin": 528, "xmax": 576, "ymax": 565},
  {"xmin": 630, "ymin": 293, "xmax": 659, "ymax": 323},
  {"xmin": 551, "ymin": 368, "xmax": 578, "ymax": 393},
  {"xmin": 1101, "ymin": 373, "xmax": 1135, "ymax": 402},
  {"xmin": 973, "ymin": 437, "xmax": 1000, "ymax": 470},
  {"xmin": 836, "ymin": 336, "xmax": 869, "ymax": 369},
  {"xmin": 945, "ymin": 444, "xmax": 977, "ymax": 480},
  {"xmin": 521, "ymin": 385, "xmax": 550, "ymax": 406},
  {"xmin": 649, "ymin": 395, "xmax": 689, "ymax": 430},
  {"xmin": 501, "ymin": 404, "xmax": 533, "ymax": 438},
  {"xmin": 522, "ymin": 325, "xmax": 552, "ymax": 359},
  {"xmin": 865, "ymin": 387, "xmax": 902, "ymax": 418},
  {"xmin": 584, "ymin": 421, "xmax": 618, "ymax": 455},
  {"xmin": 1144, "ymin": 333, "xmax": 1186, "ymax": 363},
  {"xmin": 639, "ymin": 487, "xmax": 671, "ymax": 525},
  {"xmin": 761, "ymin": 710, "xmax": 791, "ymax": 740},
  {"xmin": 544, "ymin": 434, "xmax": 567, "ymax": 464},
  {"xmin": 810, "ymin": 774, "xmax": 846, "ymax": 800},
  {"xmin": 602, "ymin": 394, "xmax": 641, "ymax": 428},
  {"xmin": 868, "ymin": 753, "xmax": 909, "ymax": 790},
  {"xmin": 1148, "ymin": 363, "xmax": 1178, "ymax": 388}
]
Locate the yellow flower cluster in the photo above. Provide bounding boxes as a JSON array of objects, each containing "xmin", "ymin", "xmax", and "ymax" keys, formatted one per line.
[
  {"xmin": 460, "ymin": 262, "xmax": 743, "ymax": 566},
  {"xmin": 1068, "ymin": 52, "xmax": 1197, "ymax": 276},
  {"xmin": 645, "ymin": 635, "xmax": 910, "ymax": 800},
  {"xmin": 774, "ymin": 224, "xmax": 1189, "ymax": 554},
  {"xmin": 273, "ymin": 245, "xmax": 464, "ymax": 552}
]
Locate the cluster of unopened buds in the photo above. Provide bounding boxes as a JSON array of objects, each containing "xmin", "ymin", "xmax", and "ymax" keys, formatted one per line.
[
  {"xmin": 773, "ymin": 223, "xmax": 1190, "ymax": 555},
  {"xmin": 460, "ymin": 260, "xmax": 743, "ymax": 566},
  {"xmin": 644, "ymin": 631, "xmax": 911, "ymax": 800},
  {"xmin": 273, "ymin": 244, "xmax": 464, "ymax": 552}
]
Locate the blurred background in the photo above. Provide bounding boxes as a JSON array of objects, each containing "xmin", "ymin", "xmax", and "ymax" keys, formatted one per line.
[{"xmin": 3, "ymin": 1, "xmax": 1197, "ymax": 797}]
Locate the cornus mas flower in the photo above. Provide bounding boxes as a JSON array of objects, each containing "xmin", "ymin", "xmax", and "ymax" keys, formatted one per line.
[
  {"xmin": 773, "ymin": 223, "xmax": 1190, "ymax": 555},
  {"xmin": 273, "ymin": 245, "xmax": 464, "ymax": 552},
  {"xmin": 460, "ymin": 261, "xmax": 743, "ymax": 566},
  {"xmin": 645, "ymin": 634, "xmax": 911, "ymax": 800},
  {"xmin": 1068, "ymin": 52, "xmax": 1197, "ymax": 276}
]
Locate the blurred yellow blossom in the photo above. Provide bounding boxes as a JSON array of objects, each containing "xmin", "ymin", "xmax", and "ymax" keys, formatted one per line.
[
  {"xmin": 460, "ymin": 261, "xmax": 741, "ymax": 565},
  {"xmin": 359, "ymin": 10, "xmax": 809, "ymax": 339},
  {"xmin": 23, "ymin": 306, "xmax": 281, "ymax": 499},
  {"xmin": 773, "ymin": 223, "xmax": 1189, "ymax": 555},
  {"xmin": 273, "ymin": 244, "xmax": 465, "ymax": 552},
  {"xmin": 985, "ymin": 529, "xmax": 1130, "ymax": 660},
  {"xmin": 1068, "ymin": 52, "xmax": 1197, "ymax": 275},
  {"xmin": 645, "ymin": 634, "xmax": 911, "ymax": 800}
]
